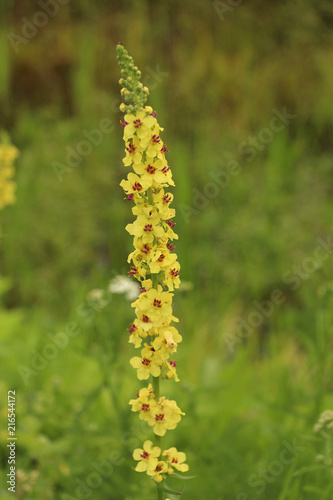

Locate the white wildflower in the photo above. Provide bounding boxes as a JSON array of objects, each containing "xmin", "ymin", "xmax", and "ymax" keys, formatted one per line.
[{"xmin": 108, "ymin": 275, "xmax": 139, "ymax": 300}]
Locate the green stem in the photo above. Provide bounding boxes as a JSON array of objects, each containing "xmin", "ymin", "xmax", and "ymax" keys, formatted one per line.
[
  {"xmin": 152, "ymin": 375, "xmax": 163, "ymax": 499},
  {"xmin": 157, "ymin": 485, "xmax": 163, "ymax": 500},
  {"xmin": 148, "ymin": 187, "xmax": 163, "ymax": 499},
  {"xmin": 147, "ymin": 187, "xmax": 154, "ymax": 205},
  {"xmin": 152, "ymin": 273, "xmax": 159, "ymax": 289}
]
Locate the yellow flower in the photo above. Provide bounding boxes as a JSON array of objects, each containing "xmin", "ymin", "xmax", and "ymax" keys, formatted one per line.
[
  {"xmin": 133, "ymin": 288, "xmax": 174, "ymax": 325},
  {"xmin": 130, "ymin": 349, "xmax": 162, "ymax": 379},
  {"xmin": 153, "ymin": 189, "xmax": 176, "ymax": 219},
  {"xmin": 162, "ymin": 447, "xmax": 189, "ymax": 473},
  {"xmin": 120, "ymin": 172, "xmax": 150, "ymax": 194},
  {"xmin": 132, "ymin": 287, "xmax": 179, "ymax": 331},
  {"xmin": 144, "ymin": 397, "xmax": 184, "ymax": 436},
  {"xmin": 147, "ymin": 460, "xmax": 168, "ymax": 482},
  {"xmin": 133, "ymin": 158, "xmax": 174, "ymax": 188},
  {"xmin": 127, "ymin": 321, "xmax": 147, "ymax": 348},
  {"xmin": 129, "ymin": 384, "xmax": 158, "ymax": 422},
  {"xmin": 133, "ymin": 440, "xmax": 161, "ymax": 472},
  {"xmin": 166, "ymin": 359, "xmax": 180, "ymax": 382},
  {"xmin": 123, "ymin": 110, "xmax": 157, "ymax": 141},
  {"xmin": 0, "ymin": 142, "xmax": 18, "ymax": 211},
  {"xmin": 148, "ymin": 242, "xmax": 178, "ymax": 274},
  {"xmin": 152, "ymin": 326, "xmax": 182, "ymax": 362},
  {"xmin": 122, "ymin": 136, "xmax": 143, "ymax": 166},
  {"xmin": 163, "ymin": 261, "xmax": 181, "ymax": 291},
  {"xmin": 125, "ymin": 213, "xmax": 165, "ymax": 244}
]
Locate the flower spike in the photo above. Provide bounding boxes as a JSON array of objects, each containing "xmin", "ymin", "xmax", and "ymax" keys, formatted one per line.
[{"xmin": 117, "ymin": 45, "xmax": 188, "ymax": 496}]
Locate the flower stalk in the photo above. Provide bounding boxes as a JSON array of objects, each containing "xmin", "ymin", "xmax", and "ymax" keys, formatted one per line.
[{"xmin": 116, "ymin": 44, "xmax": 189, "ymax": 497}]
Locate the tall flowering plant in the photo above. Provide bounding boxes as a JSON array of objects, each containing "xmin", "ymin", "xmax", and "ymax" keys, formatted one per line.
[{"xmin": 116, "ymin": 44, "xmax": 189, "ymax": 498}]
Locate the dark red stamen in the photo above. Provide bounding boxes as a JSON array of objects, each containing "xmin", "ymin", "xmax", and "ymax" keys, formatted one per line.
[
  {"xmin": 169, "ymin": 360, "xmax": 177, "ymax": 367},
  {"xmin": 146, "ymin": 164, "xmax": 156, "ymax": 174},
  {"xmin": 133, "ymin": 119, "xmax": 143, "ymax": 128},
  {"xmin": 120, "ymin": 120, "xmax": 128, "ymax": 127},
  {"xmin": 155, "ymin": 413, "xmax": 165, "ymax": 422},
  {"xmin": 141, "ymin": 244, "xmax": 150, "ymax": 254},
  {"xmin": 153, "ymin": 299, "xmax": 162, "ymax": 308},
  {"xmin": 142, "ymin": 357, "xmax": 151, "ymax": 366},
  {"xmin": 132, "ymin": 182, "xmax": 143, "ymax": 191},
  {"xmin": 126, "ymin": 142, "xmax": 136, "ymax": 154},
  {"xmin": 167, "ymin": 220, "xmax": 176, "ymax": 228},
  {"xmin": 170, "ymin": 268, "xmax": 179, "ymax": 278},
  {"xmin": 161, "ymin": 144, "xmax": 168, "ymax": 153},
  {"xmin": 167, "ymin": 241, "xmax": 175, "ymax": 251},
  {"xmin": 163, "ymin": 194, "xmax": 172, "ymax": 204},
  {"xmin": 151, "ymin": 134, "xmax": 160, "ymax": 143},
  {"xmin": 144, "ymin": 224, "xmax": 153, "ymax": 232},
  {"xmin": 127, "ymin": 323, "xmax": 137, "ymax": 333}
]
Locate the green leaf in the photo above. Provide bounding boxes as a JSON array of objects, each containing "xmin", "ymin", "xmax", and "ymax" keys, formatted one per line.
[
  {"xmin": 302, "ymin": 485, "xmax": 325, "ymax": 494},
  {"xmin": 171, "ymin": 472, "xmax": 197, "ymax": 480},
  {"xmin": 293, "ymin": 465, "xmax": 326, "ymax": 476},
  {"xmin": 156, "ymin": 482, "xmax": 185, "ymax": 496}
]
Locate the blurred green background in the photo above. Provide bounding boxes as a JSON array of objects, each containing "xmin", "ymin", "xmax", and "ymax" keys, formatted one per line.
[{"xmin": 1, "ymin": 0, "xmax": 333, "ymax": 498}]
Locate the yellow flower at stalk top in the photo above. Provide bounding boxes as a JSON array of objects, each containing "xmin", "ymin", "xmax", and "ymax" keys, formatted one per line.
[{"xmin": 123, "ymin": 110, "xmax": 158, "ymax": 141}]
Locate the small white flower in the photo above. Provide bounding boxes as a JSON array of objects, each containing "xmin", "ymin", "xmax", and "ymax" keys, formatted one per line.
[
  {"xmin": 87, "ymin": 289, "xmax": 108, "ymax": 309},
  {"xmin": 314, "ymin": 409, "xmax": 333, "ymax": 432},
  {"xmin": 108, "ymin": 275, "xmax": 139, "ymax": 300}
]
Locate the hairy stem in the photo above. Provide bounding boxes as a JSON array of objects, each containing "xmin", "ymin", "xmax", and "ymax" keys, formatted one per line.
[
  {"xmin": 147, "ymin": 187, "xmax": 154, "ymax": 205},
  {"xmin": 152, "ymin": 375, "xmax": 163, "ymax": 499}
]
